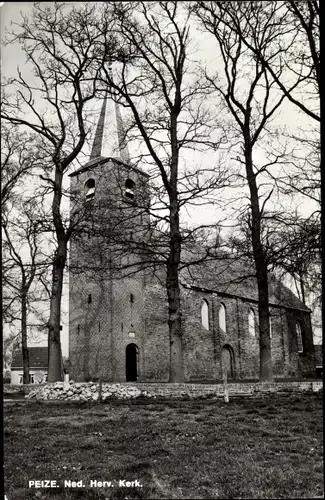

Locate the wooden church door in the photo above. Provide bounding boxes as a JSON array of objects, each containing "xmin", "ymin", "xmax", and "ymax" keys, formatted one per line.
[{"xmin": 126, "ymin": 343, "xmax": 138, "ymax": 382}]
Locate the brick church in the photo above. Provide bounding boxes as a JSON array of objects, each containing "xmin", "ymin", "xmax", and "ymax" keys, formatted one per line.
[{"xmin": 69, "ymin": 94, "xmax": 316, "ymax": 383}]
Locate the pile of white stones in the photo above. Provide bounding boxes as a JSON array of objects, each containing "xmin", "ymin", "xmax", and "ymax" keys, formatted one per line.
[{"xmin": 26, "ymin": 382, "xmax": 153, "ymax": 401}]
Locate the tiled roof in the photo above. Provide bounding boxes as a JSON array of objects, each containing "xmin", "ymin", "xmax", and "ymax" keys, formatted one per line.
[
  {"xmin": 180, "ymin": 256, "xmax": 311, "ymax": 312},
  {"xmin": 11, "ymin": 347, "xmax": 48, "ymax": 369},
  {"xmin": 314, "ymin": 345, "xmax": 323, "ymax": 366}
]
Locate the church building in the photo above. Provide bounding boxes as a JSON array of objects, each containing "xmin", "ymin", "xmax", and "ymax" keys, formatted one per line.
[{"xmin": 68, "ymin": 94, "xmax": 316, "ymax": 383}]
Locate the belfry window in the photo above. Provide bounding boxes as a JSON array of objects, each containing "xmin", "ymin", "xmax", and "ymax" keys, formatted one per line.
[
  {"xmin": 296, "ymin": 322, "xmax": 303, "ymax": 353},
  {"xmin": 125, "ymin": 178, "xmax": 135, "ymax": 200},
  {"xmin": 85, "ymin": 178, "xmax": 95, "ymax": 200},
  {"xmin": 201, "ymin": 300, "xmax": 209, "ymax": 330}
]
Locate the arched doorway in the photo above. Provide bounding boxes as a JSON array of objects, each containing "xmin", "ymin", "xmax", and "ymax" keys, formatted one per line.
[
  {"xmin": 222, "ymin": 345, "xmax": 235, "ymax": 381},
  {"xmin": 126, "ymin": 343, "xmax": 138, "ymax": 382}
]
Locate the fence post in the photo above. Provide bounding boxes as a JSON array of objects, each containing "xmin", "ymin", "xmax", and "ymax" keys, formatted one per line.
[{"xmin": 223, "ymin": 366, "xmax": 229, "ymax": 404}]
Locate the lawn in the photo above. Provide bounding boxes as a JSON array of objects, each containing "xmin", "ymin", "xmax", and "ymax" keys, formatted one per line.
[{"xmin": 4, "ymin": 392, "xmax": 323, "ymax": 499}]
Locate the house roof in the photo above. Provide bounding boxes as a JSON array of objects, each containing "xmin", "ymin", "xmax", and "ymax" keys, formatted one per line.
[
  {"xmin": 11, "ymin": 347, "xmax": 48, "ymax": 369},
  {"xmin": 314, "ymin": 345, "xmax": 323, "ymax": 367}
]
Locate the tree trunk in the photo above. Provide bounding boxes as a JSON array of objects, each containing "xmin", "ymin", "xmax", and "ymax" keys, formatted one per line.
[
  {"xmin": 167, "ymin": 195, "xmax": 183, "ymax": 382},
  {"xmin": 167, "ymin": 273, "xmax": 183, "ymax": 382},
  {"xmin": 21, "ymin": 291, "xmax": 29, "ymax": 384},
  {"xmin": 256, "ymin": 261, "xmax": 273, "ymax": 381},
  {"xmin": 47, "ymin": 243, "xmax": 66, "ymax": 382},
  {"xmin": 244, "ymin": 139, "xmax": 273, "ymax": 381},
  {"xmin": 48, "ymin": 164, "xmax": 67, "ymax": 382}
]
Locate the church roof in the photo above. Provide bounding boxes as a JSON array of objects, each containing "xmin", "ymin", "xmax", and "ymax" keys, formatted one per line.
[
  {"xmin": 69, "ymin": 155, "xmax": 149, "ymax": 179},
  {"xmin": 180, "ymin": 257, "xmax": 311, "ymax": 312}
]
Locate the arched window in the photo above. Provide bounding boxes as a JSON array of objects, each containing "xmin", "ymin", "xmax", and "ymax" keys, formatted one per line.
[
  {"xmin": 248, "ymin": 309, "xmax": 255, "ymax": 336},
  {"xmin": 201, "ymin": 300, "xmax": 209, "ymax": 330},
  {"xmin": 125, "ymin": 178, "xmax": 135, "ymax": 200},
  {"xmin": 85, "ymin": 178, "xmax": 95, "ymax": 200},
  {"xmin": 219, "ymin": 303, "xmax": 226, "ymax": 333},
  {"xmin": 296, "ymin": 322, "xmax": 303, "ymax": 353},
  {"xmin": 269, "ymin": 316, "xmax": 272, "ymax": 339}
]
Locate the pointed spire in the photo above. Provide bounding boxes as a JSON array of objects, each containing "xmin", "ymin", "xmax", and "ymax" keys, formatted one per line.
[
  {"xmin": 89, "ymin": 90, "xmax": 108, "ymax": 161},
  {"xmin": 89, "ymin": 66, "xmax": 130, "ymax": 164},
  {"xmin": 114, "ymin": 100, "xmax": 130, "ymax": 163}
]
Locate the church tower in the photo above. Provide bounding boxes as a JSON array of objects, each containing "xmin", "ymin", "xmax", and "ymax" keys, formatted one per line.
[{"xmin": 68, "ymin": 92, "xmax": 151, "ymax": 382}]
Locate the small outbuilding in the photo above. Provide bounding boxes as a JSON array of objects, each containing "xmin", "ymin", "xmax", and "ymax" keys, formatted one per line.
[{"xmin": 11, "ymin": 347, "xmax": 48, "ymax": 384}]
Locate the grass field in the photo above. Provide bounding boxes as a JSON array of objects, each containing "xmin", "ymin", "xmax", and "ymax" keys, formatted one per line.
[{"xmin": 4, "ymin": 392, "xmax": 323, "ymax": 499}]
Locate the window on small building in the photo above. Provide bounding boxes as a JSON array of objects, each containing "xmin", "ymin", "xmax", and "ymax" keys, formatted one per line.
[
  {"xmin": 85, "ymin": 178, "xmax": 95, "ymax": 200},
  {"xmin": 296, "ymin": 322, "xmax": 303, "ymax": 353},
  {"xmin": 219, "ymin": 303, "xmax": 226, "ymax": 333},
  {"xmin": 19, "ymin": 375, "xmax": 23, "ymax": 384},
  {"xmin": 124, "ymin": 178, "xmax": 135, "ymax": 200},
  {"xmin": 201, "ymin": 300, "xmax": 209, "ymax": 330},
  {"xmin": 29, "ymin": 374, "xmax": 35, "ymax": 384},
  {"xmin": 248, "ymin": 309, "xmax": 256, "ymax": 336}
]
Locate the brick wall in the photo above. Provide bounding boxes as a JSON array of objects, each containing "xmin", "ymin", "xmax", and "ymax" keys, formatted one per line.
[{"xmin": 124, "ymin": 380, "xmax": 323, "ymax": 397}]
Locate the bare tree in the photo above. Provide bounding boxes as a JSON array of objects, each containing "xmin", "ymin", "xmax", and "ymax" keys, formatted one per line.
[
  {"xmin": 267, "ymin": 215, "xmax": 321, "ymax": 305},
  {"xmin": 1, "ymin": 3, "xmax": 118, "ymax": 381},
  {"xmin": 1, "ymin": 125, "xmax": 37, "ymax": 215},
  {"xmin": 197, "ymin": 1, "xmax": 320, "ymax": 233},
  {"xmin": 199, "ymin": 0, "xmax": 319, "ymax": 122},
  {"xmin": 195, "ymin": 0, "xmax": 321, "ymax": 345},
  {"xmin": 2, "ymin": 198, "xmax": 47, "ymax": 384},
  {"xmin": 90, "ymin": 1, "xmax": 229, "ymax": 381},
  {"xmin": 191, "ymin": 1, "xmax": 310, "ymax": 380}
]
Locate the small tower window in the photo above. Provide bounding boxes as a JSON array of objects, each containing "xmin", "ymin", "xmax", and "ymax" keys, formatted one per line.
[
  {"xmin": 130, "ymin": 293, "xmax": 134, "ymax": 303},
  {"xmin": 248, "ymin": 308, "xmax": 255, "ymax": 336},
  {"xmin": 201, "ymin": 300, "xmax": 209, "ymax": 330},
  {"xmin": 85, "ymin": 178, "xmax": 95, "ymax": 200},
  {"xmin": 124, "ymin": 178, "xmax": 135, "ymax": 200},
  {"xmin": 296, "ymin": 322, "xmax": 303, "ymax": 353},
  {"xmin": 88, "ymin": 294, "xmax": 92, "ymax": 304}
]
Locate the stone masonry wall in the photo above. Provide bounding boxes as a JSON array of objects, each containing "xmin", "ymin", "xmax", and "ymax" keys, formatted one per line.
[{"xmin": 26, "ymin": 380, "xmax": 323, "ymax": 402}]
